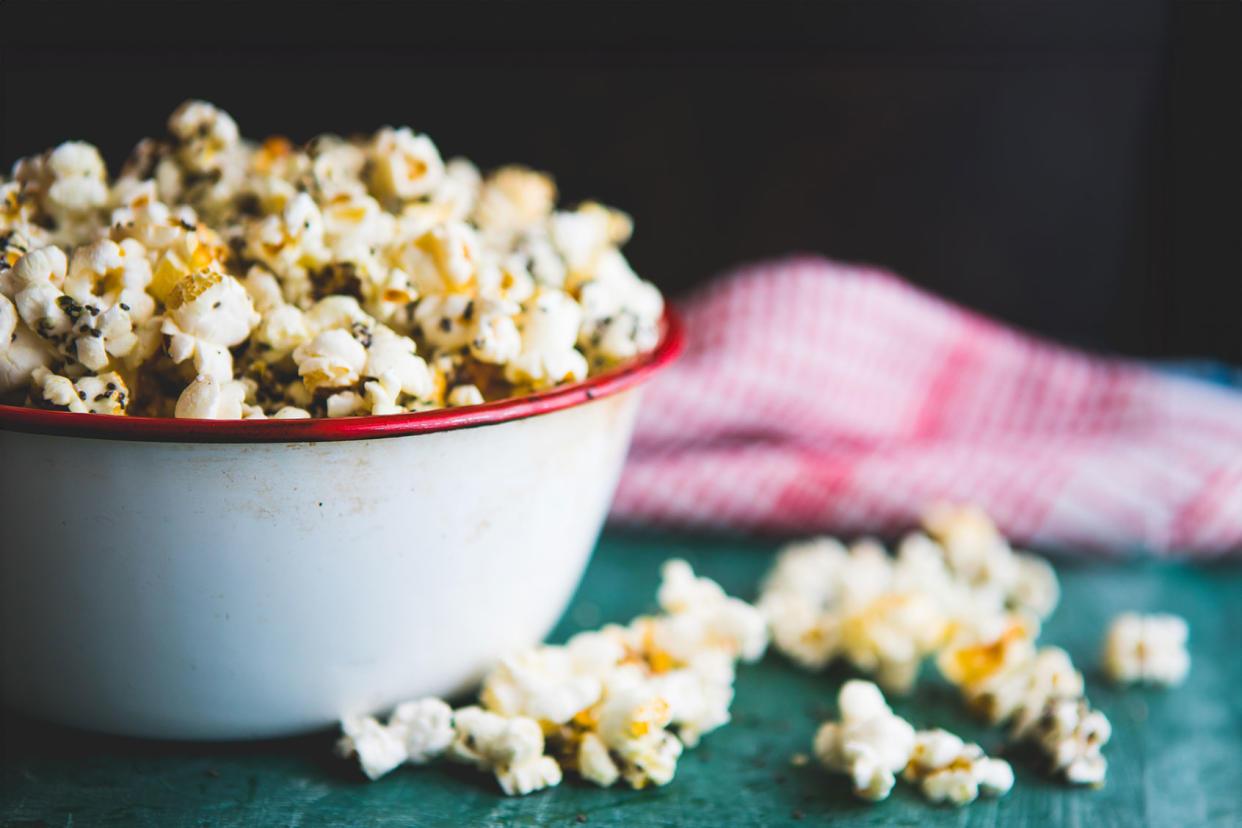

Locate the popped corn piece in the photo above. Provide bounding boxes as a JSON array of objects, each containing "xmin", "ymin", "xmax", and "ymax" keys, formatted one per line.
[
  {"xmin": 936, "ymin": 614, "xmax": 1038, "ymax": 697},
  {"xmin": 41, "ymin": 142, "xmax": 110, "ymax": 241},
  {"xmin": 364, "ymin": 326, "xmax": 432, "ymax": 400},
  {"xmin": 167, "ymin": 100, "xmax": 240, "ymax": 175},
  {"xmin": 903, "ymin": 729, "xmax": 1013, "ymax": 806},
  {"xmin": 1102, "ymin": 612, "xmax": 1190, "ymax": 687},
  {"xmin": 71, "ymin": 371, "xmax": 129, "ymax": 415},
  {"xmin": 447, "ymin": 383, "xmax": 484, "ymax": 407},
  {"xmin": 840, "ymin": 591, "xmax": 947, "ymax": 695},
  {"xmin": 447, "ymin": 706, "xmax": 562, "ymax": 796},
  {"xmin": 480, "ymin": 647, "xmax": 603, "ymax": 726},
  {"xmin": 389, "ymin": 697, "xmax": 455, "ymax": 764},
  {"xmin": 472, "ymin": 166, "xmax": 556, "ymax": 244},
  {"xmin": 0, "ymin": 294, "xmax": 56, "ymax": 394},
  {"xmin": 293, "ymin": 329, "xmax": 368, "ymax": 392},
  {"xmin": 649, "ymin": 559, "xmax": 769, "ymax": 663},
  {"xmin": 497, "ymin": 754, "xmax": 563, "ymax": 797},
  {"xmin": 272, "ymin": 405, "xmax": 311, "ymax": 419},
  {"xmin": 1011, "ymin": 552, "xmax": 1060, "ymax": 619},
  {"xmin": 576, "ymin": 731, "xmax": 620, "ymax": 787},
  {"xmin": 648, "ymin": 652, "xmax": 736, "ymax": 748},
  {"xmin": 412, "ymin": 221, "xmax": 481, "ymax": 291},
  {"xmin": 336, "ymin": 714, "xmax": 408, "ymax": 781},
  {"xmin": 921, "ymin": 503, "xmax": 1020, "ymax": 592},
  {"xmin": 30, "ymin": 366, "xmax": 87, "ymax": 413},
  {"xmin": 1029, "ymin": 697, "xmax": 1111, "ymax": 786},
  {"xmin": 326, "ymin": 389, "xmax": 365, "ymax": 417},
  {"xmin": 0, "ymin": 293, "xmax": 16, "ymax": 350},
  {"xmin": 504, "ymin": 289, "xmax": 588, "ymax": 389},
  {"xmin": 576, "ymin": 250, "xmax": 663, "ymax": 363},
  {"xmin": 162, "ymin": 268, "xmax": 260, "ymax": 380},
  {"xmin": 813, "ymin": 680, "xmax": 915, "ymax": 802},
  {"xmin": 368, "ymin": 127, "xmax": 445, "ymax": 202},
  {"xmin": 174, "ymin": 374, "xmax": 247, "ymax": 419},
  {"xmin": 254, "ymin": 303, "xmax": 311, "ymax": 358},
  {"xmin": 595, "ymin": 668, "xmax": 684, "ymax": 789}
]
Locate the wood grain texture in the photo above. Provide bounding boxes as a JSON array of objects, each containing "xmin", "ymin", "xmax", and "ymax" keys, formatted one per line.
[{"xmin": 2, "ymin": 531, "xmax": 1238, "ymax": 827}]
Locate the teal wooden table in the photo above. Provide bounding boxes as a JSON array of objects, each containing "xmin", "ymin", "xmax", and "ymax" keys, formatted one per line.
[{"xmin": 2, "ymin": 531, "xmax": 1240, "ymax": 827}]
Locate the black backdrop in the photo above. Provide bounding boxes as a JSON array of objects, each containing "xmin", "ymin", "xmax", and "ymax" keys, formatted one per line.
[{"xmin": 3, "ymin": 1, "xmax": 1238, "ymax": 361}]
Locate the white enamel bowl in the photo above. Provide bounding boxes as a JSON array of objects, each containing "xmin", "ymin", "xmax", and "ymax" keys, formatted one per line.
[{"xmin": 0, "ymin": 311, "xmax": 682, "ymax": 740}]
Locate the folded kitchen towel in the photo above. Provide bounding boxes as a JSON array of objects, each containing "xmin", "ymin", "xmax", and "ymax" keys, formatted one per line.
[{"xmin": 612, "ymin": 256, "xmax": 1242, "ymax": 555}]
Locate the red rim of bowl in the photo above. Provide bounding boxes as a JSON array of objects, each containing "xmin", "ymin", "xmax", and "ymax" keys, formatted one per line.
[{"xmin": 0, "ymin": 306, "xmax": 685, "ymax": 443}]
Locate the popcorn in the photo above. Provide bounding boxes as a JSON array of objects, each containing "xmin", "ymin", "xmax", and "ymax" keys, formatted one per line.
[
  {"xmin": 902, "ymin": 729, "xmax": 1014, "ymax": 806},
  {"xmin": 447, "ymin": 383, "xmax": 484, "ymax": 407},
  {"xmin": 813, "ymin": 680, "xmax": 915, "ymax": 801},
  {"xmin": 480, "ymin": 648, "xmax": 603, "ymax": 725},
  {"xmin": 174, "ymin": 374, "xmax": 247, "ymax": 419},
  {"xmin": 1029, "ymin": 697, "xmax": 1111, "ymax": 785},
  {"xmin": 336, "ymin": 714, "xmax": 409, "ymax": 781},
  {"xmin": 936, "ymin": 605, "xmax": 1107, "ymax": 786},
  {"xmin": 2, "ymin": 101, "xmax": 662, "ymax": 417},
  {"xmin": 368, "ymin": 127, "xmax": 445, "ymax": 203},
  {"xmin": 293, "ymin": 329, "xmax": 368, "ymax": 392},
  {"xmin": 1102, "ymin": 612, "xmax": 1190, "ymax": 687},
  {"xmin": 167, "ymin": 100, "xmax": 240, "ymax": 175},
  {"xmin": 575, "ymin": 731, "xmax": 620, "ymax": 787},
  {"xmin": 473, "ymin": 166, "xmax": 556, "ymax": 244},
  {"xmin": 505, "ymin": 289, "xmax": 589, "ymax": 388},
  {"xmin": 446, "ymin": 706, "xmax": 562, "ymax": 796},
  {"xmin": 389, "ymin": 697, "xmax": 455, "ymax": 764}
]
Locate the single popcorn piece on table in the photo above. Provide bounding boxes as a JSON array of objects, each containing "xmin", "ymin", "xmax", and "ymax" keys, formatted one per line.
[
  {"xmin": 1030, "ymin": 697, "xmax": 1111, "ymax": 786},
  {"xmin": 446, "ymin": 706, "xmax": 562, "ymax": 796},
  {"xmin": 813, "ymin": 680, "xmax": 916, "ymax": 801},
  {"xmin": 1102, "ymin": 612, "xmax": 1190, "ymax": 687},
  {"xmin": 902, "ymin": 728, "xmax": 1014, "ymax": 806},
  {"xmin": 336, "ymin": 714, "xmax": 411, "ymax": 781},
  {"xmin": 388, "ymin": 697, "xmax": 456, "ymax": 764}
]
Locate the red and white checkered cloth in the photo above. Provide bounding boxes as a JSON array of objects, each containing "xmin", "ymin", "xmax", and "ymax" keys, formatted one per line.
[{"xmin": 612, "ymin": 256, "xmax": 1242, "ymax": 555}]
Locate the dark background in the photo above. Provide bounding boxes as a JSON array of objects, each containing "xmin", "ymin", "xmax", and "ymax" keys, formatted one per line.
[{"xmin": 3, "ymin": 1, "xmax": 1239, "ymax": 361}]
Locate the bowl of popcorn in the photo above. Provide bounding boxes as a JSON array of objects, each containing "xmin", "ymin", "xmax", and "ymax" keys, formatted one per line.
[{"xmin": 0, "ymin": 101, "xmax": 681, "ymax": 739}]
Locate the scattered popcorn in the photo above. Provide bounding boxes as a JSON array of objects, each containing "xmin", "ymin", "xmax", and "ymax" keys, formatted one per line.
[
  {"xmin": 0, "ymin": 101, "xmax": 662, "ymax": 416},
  {"xmin": 759, "ymin": 506, "xmax": 1067, "ymax": 699},
  {"xmin": 813, "ymin": 680, "xmax": 915, "ymax": 801},
  {"xmin": 1102, "ymin": 612, "xmax": 1190, "ymax": 687},
  {"xmin": 338, "ymin": 559, "xmax": 764, "ymax": 796}
]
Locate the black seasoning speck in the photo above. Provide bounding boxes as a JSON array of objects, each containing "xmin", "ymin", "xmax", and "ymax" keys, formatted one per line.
[
  {"xmin": 77, "ymin": 390, "xmax": 86, "ymax": 400},
  {"xmin": 180, "ymin": 219, "xmax": 196, "ymax": 232},
  {"xmin": 438, "ymin": 317, "xmax": 452, "ymax": 333},
  {"xmin": 94, "ymin": 393, "xmax": 108, "ymax": 402},
  {"xmin": 119, "ymin": 303, "xmax": 130, "ymax": 311},
  {"xmin": 462, "ymin": 300, "xmax": 474, "ymax": 322},
  {"xmin": 106, "ymin": 382, "xmax": 116, "ymax": 391},
  {"xmin": 213, "ymin": 301, "xmax": 222, "ymax": 309}
]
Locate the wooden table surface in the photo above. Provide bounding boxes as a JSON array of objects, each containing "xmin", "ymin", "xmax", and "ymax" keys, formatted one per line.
[{"xmin": 2, "ymin": 531, "xmax": 1239, "ymax": 827}]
